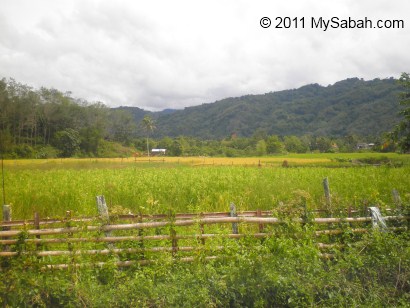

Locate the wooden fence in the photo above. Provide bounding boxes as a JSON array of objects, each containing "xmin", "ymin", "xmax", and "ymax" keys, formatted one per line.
[{"xmin": 1, "ymin": 195, "xmax": 408, "ymax": 269}]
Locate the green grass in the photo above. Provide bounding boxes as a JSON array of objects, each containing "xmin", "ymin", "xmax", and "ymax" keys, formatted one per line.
[
  {"xmin": 1, "ymin": 154, "xmax": 409, "ymax": 307},
  {"xmin": 1, "ymin": 154, "xmax": 409, "ymax": 219}
]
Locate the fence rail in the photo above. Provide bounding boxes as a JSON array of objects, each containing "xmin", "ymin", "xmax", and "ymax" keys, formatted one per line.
[{"xmin": 1, "ymin": 196, "xmax": 409, "ymax": 269}]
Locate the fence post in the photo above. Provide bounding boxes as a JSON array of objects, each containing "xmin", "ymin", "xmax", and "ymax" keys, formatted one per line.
[
  {"xmin": 65, "ymin": 211, "xmax": 74, "ymax": 253},
  {"xmin": 34, "ymin": 212, "xmax": 41, "ymax": 252},
  {"xmin": 256, "ymin": 209, "xmax": 264, "ymax": 233},
  {"xmin": 96, "ymin": 195, "xmax": 113, "ymax": 248},
  {"xmin": 347, "ymin": 206, "xmax": 352, "ymax": 218},
  {"xmin": 199, "ymin": 212, "xmax": 205, "ymax": 245},
  {"xmin": 96, "ymin": 195, "xmax": 109, "ymax": 220},
  {"xmin": 323, "ymin": 177, "xmax": 331, "ymax": 209},
  {"xmin": 392, "ymin": 189, "xmax": 401, "ymax": 207},
  {"xmin": 230, "ymin": 203, "xmax": 238, "ymax": 234},
  {"xmin": 168, "ymin": 210, "xmax": 178, "ymax": 257},
  {"xmin": 138, "ymin": 211, "xmax": 145, "ymax": 259},
  {"xmin": 2, "ymin": 204, "xmax": 11, "ymax": 252},
  {"xmin": 2, "ymin": 204, "xmax": 11, "ymax": 226}
]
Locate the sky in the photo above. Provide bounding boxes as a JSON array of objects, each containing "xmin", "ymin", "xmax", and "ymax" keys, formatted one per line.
[{"xmin": 1, "ymin": 0, "xmax": 409, "ymax": 111}]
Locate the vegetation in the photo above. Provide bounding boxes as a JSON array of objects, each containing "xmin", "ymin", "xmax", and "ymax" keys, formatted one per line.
[
  {"xmin": 141, "ymin": 115, "xmax": 156, "ymax": 157},
  {"xmin": 390, "ymin": 72, "xmax": 410, "ymax": 153},
  {"xmin": 0, "ymin": 78, "xmax": 137, "ymax": 158},
  {"xmin": 1, "ymin": 229, "xmax": 408, "ymax": 307},
  {"xmin": 0, "ymin": 74, "xmax": 409, "ymax": 305},
  {"xmin": 152, "ymin": 77, "xmax": 402, "ymax": 138},
  {"xmin": 0, "ymin": 156, "xmax": 409, "ymax": 306},
  {"xmin": 1, "ymin": 153, "xmax": 409, "ymax": 219},
  {"xmin": 0, "ymin": 76, "xmax": 405, "ymax": 159}
]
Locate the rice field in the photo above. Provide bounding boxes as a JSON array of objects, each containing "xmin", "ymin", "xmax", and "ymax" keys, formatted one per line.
[
  {"xmin": 1, "ymin": 153, "xmax": 409, "ymax": 307},
  {"xmin": 1, "ymin": 153, "xmax": 409, "ymax": 219}
]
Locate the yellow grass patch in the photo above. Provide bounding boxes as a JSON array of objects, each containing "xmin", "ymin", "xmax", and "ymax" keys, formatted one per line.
[{"xmin": 2, "ymin": 156, "xmax": 331, "ymax": 168}]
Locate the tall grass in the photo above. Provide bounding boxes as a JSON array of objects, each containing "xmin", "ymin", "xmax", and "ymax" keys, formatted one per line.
[
  {"xmin": 1, "ymin": 155, "xmax": 409, "ymax": 307},
  {"xmin": 1, "ymin": 159, "xmax": 409, "ymax": 219}
]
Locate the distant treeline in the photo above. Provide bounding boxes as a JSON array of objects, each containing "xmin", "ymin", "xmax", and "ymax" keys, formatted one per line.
[
  {"xmin": 0, "ymin": 78, "xmax": 139, "ymax": 158},
  {"xmin": 143, "ymin": 77, "xmax": 402, "ymax": 139},
  {"xmin": 0, "ymin": 77, "xmax": 396, "ymax": 158}
]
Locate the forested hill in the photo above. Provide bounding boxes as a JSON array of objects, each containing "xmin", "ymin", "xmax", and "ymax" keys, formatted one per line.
[{"xmin": 140, "ymin": 77, "xmax": 401, "ymax": 138}]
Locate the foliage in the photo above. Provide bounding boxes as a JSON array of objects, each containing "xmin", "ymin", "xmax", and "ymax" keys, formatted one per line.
[
  {"xmin": 53, "ymin": 129, "xmax": 81, "ymax": 157},
  {"xmin": 0, "ymin": 77, "xmax": 403, "ymax": 158},
  {"xmin": 141, "ymin": 115, "xmax": 156, "ymax": 157},
  {"xmin": 390, "ymin": 72, "xmax": 410, "ymax": 153},
  {"xmin": 255, "ymin": 139, "xmax": 267, "ymax": 156},
  {"xmin": 0, "ymin": 78, "xmax": 138, "ymax": 158},
  {"xmin": 0, "ymin": 221, "xmax": 408, "ymax": 306},
  {"xmin": 2, "ymin": 155, "xmax": 409, "ymax": 219},
  {"xmin": 0, "ymin": 157, "xmax": 409, "ymax": 306},
  {"xmin": 153, "ymin": 78, "xmax": 402, "ymax": 138}
]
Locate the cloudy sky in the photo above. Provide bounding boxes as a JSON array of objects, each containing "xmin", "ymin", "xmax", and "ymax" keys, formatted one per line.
[{"xmin": 1, "ymin": 0, "xmax": 409, "ymax": 110}]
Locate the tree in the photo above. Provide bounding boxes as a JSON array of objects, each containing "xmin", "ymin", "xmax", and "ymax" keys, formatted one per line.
[
  {"xmin": 256, "ymin": 140, "xmax": 267, "ymax": 156},
  {"xmin": 141, "ymin": 115, "xmax": 156, "ymax": 157},
  {"xmin": 390, "ymin": 72, "xmax": 410, "ymax": 153},
  {"xmin": 107, "ymin": 109, "xmax": 136, "ymax": 144},
  {"xmin": 266, "ymin": 135, "xmax": 284, "ymax": 154},
  {"xmin": 284, "ymin": 136, "xmax": 307, "ymax": 153},
  {"xmin": 313, "ymin": 137, "xmax": 332, "ymax": 153},
  {"xmin": 53, "ymin": 129, "xmax": 81, "ymax": 157}
]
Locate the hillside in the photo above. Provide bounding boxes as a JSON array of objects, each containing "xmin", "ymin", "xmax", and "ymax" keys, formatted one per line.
[{"xmin": 124, "ymin": 77, "xmax": 401, "ymax": 138}]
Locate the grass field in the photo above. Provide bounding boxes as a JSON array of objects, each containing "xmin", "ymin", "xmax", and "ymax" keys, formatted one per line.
[
  {"xmin": 1, "ymin": 153, "xmax": 409, "ymax": 307},
  {"xmin": 1, "ymin": 153, "xmax": 409, "ymax": 219}
]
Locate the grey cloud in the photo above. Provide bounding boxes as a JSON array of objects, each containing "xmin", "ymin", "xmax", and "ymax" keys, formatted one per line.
[{"xmin": 1, "ymin": 0, "xmax": 410, "ymax": 110}]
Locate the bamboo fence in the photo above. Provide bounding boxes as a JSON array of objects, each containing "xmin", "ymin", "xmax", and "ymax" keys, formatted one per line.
[{"xmin": 1, "ymin": 196, "xmax": 408, "ymax": 269}]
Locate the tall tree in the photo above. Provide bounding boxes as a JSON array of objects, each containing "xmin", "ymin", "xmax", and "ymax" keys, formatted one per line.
[
  {"xmin": 390, "ymin": 72, "xmax": 410, "ymax": 153},
  {"xmin": 141, "ymin": 115, "xmax": 156, "ymax": 157}
]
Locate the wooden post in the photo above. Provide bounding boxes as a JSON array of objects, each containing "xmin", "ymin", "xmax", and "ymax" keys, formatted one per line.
[
  {"xmin": 2, "ymin": 204, "xmax": 11, "ymax": 226},
  {"xmin": 138, "ymin": 212, "xmax": 145, "ymax": 259},
  {"xmin": 2, "ymin": 205, "xmax": 11, "ymax": 252},
  {"xmin": 65, "ymin": 211, "xmax": 74, "ymax": 253},
  {"xmin": 34, "ymin": 212, "xmax": 41, "ymax": 251},
  {"xmin": 302, "ymin": 197, "xmax": 308, "ymax": 225},
  {"xmin": 199, "ymin": 212, "xmax": 205, "ymax": 245},
  {"xmin": 256, "ymin": 209, "xmax": 264, "ymax": 233},
  {"xmin": 230, "ymin": 203, "xmax": 238, "ymax": 234},
  {"xmin": 392, "ymin": 189, "xmax": 401, "ymax": 207},
  {"xmin": 96, "ymin": 195, "xmax": 109, "ymax": 220},
  {"xmin": 96, "ymin": 195, "xmax": 113, "ymax": 248},
  {"xmin": 168, "ymin": 210, "xmax": 178, "ymax": 257},
  {"xmin": 34, "ymin": 212, "xmax": 40, "ymax": 230},
  {"xmin": 347, "ymin": 206, "xmax": 352, "ymax": 218},
  {"xmin": 323, "ymin": 177, "xmax": 331, "ymax": 208},
  {"xmin": 171, "ymin": 228, "xmax": 178, "ymax": 257}
]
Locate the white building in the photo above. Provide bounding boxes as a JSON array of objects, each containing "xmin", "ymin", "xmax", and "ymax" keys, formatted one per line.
[{"xmin": 151, "ymin": 148, "xmax": 166, "ymax": 155}]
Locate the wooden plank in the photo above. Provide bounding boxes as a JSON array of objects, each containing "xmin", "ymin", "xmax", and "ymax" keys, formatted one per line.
[
  {"xmin": 0, "ymin": 245, "xmax": 226, "ymax": 257},
  {"xmin": 0, "ymin": 216, "xmax": 408, "ymax": 238},
  {"xmin": 0, "ymin": 233, "xmax": 272, "ymax": 245},
  {"xmin": 44, "ymin": 256, "xmax": 222, "ymax": 270}
]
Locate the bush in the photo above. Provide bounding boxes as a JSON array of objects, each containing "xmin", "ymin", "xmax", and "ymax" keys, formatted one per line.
[
  {"xmin": 35, "ymin": 145, "xmax": 59, "ymax": 159},
  {"xmin": 12, "ymin": 144, "xmax": 34, "ymax": 158},
  {"xmin": 1, "ymin": 227, "xmax": 408, "ymax": 307}
]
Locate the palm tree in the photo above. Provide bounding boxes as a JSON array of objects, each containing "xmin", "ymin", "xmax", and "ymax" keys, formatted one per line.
[{"xmin": 141, "ymin": 115, "xmax": 156, "ymax": 157}]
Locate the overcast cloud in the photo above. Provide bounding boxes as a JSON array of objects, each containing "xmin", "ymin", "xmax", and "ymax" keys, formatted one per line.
[{"xmin": 1, "ymin": 0, "xmax": 409, "ymax": 110}]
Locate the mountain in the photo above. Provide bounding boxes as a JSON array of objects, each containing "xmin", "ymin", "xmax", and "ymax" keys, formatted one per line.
[{"xmin": 120, "ymin": 77, "xmax": 403, "ymax": 138}]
